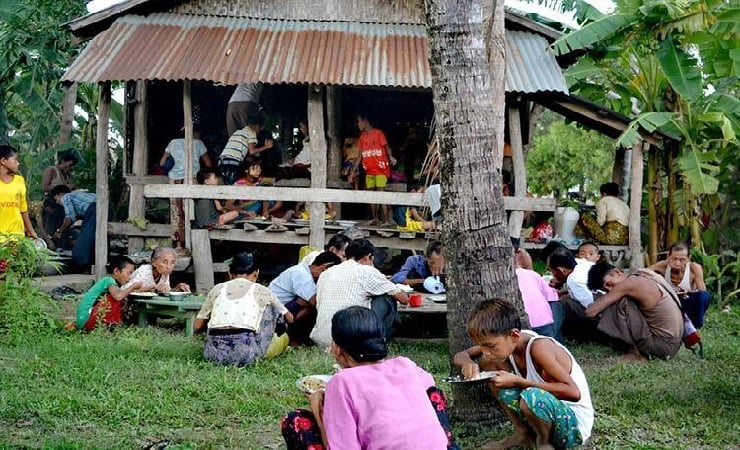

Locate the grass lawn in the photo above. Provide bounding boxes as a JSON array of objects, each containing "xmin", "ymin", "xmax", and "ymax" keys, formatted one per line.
[{"xmin": 0, "ymin": 300, "xmax": 738, "ymax": 449}]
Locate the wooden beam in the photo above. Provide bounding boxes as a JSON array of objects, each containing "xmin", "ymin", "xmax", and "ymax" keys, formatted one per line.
[
  {"xmin": 209, "ymin": 229, "xmax": 309, "ymax": 244},
  {"xmin": 308, "ymin": 85, "xmax": 327, "ymax": 249},
  {"xmin": 128, "ymin": 80, "xmax": 148, "ymax": 252},
  {"xmin": 108, "ymin": 222, "xmax": 171, "ymax": 237},
  {"xmin": 508, "ymin": 105, "xmax": 526, "ymax": 240},
  {"xmin": 553, "ymin": 101, "xmax": 661, "ymax": 147},
  {"xmin": 182, "ymin": 80, "xmax": 193, "ymax": 249},
  {"xmin": 94, "ymin": 82, "xmax": 111, "ymax": 277},
  {"xmin": 143, "ymin": 184, "xmax": 557, "ymax": 211},
  {"xmin": 326, "ymin": 85, "xmax": 342, "ymax": 181},
  {"xmin": 191, "ymin": 230, "xmax": 213, "ymax": 293},
  {"xmin": 125, "ymin": 175, "xmax": 168, "ymax": 185},
  {"xmin": 628, "ymin": 142, "xmax": 644, "ymax": 270}
]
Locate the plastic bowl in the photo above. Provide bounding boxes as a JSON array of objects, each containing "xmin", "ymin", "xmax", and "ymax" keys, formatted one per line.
[{"xmin": 168, "ymin": 291, "xmax": 188, "ymax": 301}]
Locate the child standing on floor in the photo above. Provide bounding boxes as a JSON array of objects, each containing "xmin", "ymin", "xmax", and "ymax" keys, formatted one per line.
[
  {"xmin": 76, "ymin": 256, "xmax": 142, "ymax": 331},
  {"xmin": 0, "ymin": 145, "xmax": 38, "ymax": 240},
  {"xmin": 356, "ymin": 114, "xmax": 395, "ymax": 225},
  {"xmin": 454, "ymin": 299, "xmax": 593, "ymax": 449}
]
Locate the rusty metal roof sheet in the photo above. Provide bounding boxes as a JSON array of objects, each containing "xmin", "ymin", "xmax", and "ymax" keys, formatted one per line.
[{"xmin": 63, "ymin": 13, "xmax": 567, "ymax": 94}]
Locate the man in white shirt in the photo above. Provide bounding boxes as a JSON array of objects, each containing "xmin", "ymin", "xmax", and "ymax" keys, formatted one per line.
[
  {"xmin": 310, "ymin": 239, "xmax": 409, "ymax": 348},
  {"xmin": 548, "ymin": 247, "xmax": 597, "ymax": 339},
  {"xmin": 269, "ymin": 251, "xmax": 341, "ymax": 345}
]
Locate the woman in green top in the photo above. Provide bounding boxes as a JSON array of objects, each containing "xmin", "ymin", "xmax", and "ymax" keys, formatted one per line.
[{"xmin": 76, "ymin": 256, "xmax": 142, "ymax": 331}]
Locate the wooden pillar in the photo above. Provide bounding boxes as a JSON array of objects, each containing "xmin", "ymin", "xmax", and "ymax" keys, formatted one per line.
[
  {"xmin": 628, "ymin": 142, "xmax": 644, "ymax": 270},
  {"xmin": 326, "ymin": 86, "xmax": 342, "ymax": 181},
  {"xmin": 507, "ymin": 105, "xmax": 526, "ymax": 242},
  {"xmin": 128, "ymin": 81, "xmax": 148, "ymax": 253},
  {"xmin": 308, "ymin": 85, "xmax": 327, "ymax": 249},
  {"xmin": 182, "ymin": 80, "xmax": 194, "ymax": 250},
  {"xmin": 94, "ymin": 82, "xmax": 111, "ymax": 277},
  {"xmin": 191, "ymin": 229, "xmax": 213, "ymax": 293}
]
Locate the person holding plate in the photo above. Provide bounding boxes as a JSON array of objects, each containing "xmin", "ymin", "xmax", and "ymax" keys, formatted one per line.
[
  {"xmin": 454, "ymin": 299, "xmax": 593, "ymax": 450},
  {"xmin": 282, "ymin": 306, "xmax": 458, "ymax": 450}
]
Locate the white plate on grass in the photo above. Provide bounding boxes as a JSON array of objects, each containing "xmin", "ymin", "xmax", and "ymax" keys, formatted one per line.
[{"xmin": 296, "ymin": 374, "xmax": 332, "ymax": 394}]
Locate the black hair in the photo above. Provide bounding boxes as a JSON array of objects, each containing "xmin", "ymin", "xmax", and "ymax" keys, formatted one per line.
[
  {"xmin": 345, "ymin": 238, "xmax": 375, "ymax": 260},
  {"xmin": 59, "ymin": 151, "xmax": 78, "ymax": 164},
  {"xmin": 312, "ymin": 251, "xmax": 342, "ymax": 267},
  {"xmin": 541, "ymin": 240, "xmax": 567, "ymax": 262},
  {"xmin": 196, "ymin": 168, "xmax": 217, "ymax": 185},
  {"xmin": 668, "ymin": 241, "xmax": 689, "ymax": 255},
  {"xmin": 50, "ymin": 184, "xmax": 72, "ymax": 197},
  {"xmin": 325, "ymin": 233, "xmax": 352, "ymax": 252},
  {"xmin": 577, "ymin": 241, "xmax": 599, "ymax": 253},
  {"xmin": 229, "ymin": 252, "xmax": 258, "ymax": 275},
  {"xmin": 243, "ymin": 156, "xmax": 261, "ymax": 170},
  {"xmin": 587, "ymin": 261, "xmax": 617, "ymax": 291},
  {"xmin": 600, "ymin": 182, "xmax": 620, "ymax": 197},
  {"xmin": 548, "ymin": 247, "xmax": 576, "ymax": 270},
  {"xmin": 246, "ymin": 113, "xmax": 265, "ymax": 126},
  {"xmin": 331, "ymin": 306, "xmax": 388, "ymax": 362},
  {"xmin": 467, "ymin": 298, "xmax": 522, "ymax": 340},
  {"xmin": 356, "ymin": 112, "xmax": 374, "ymax": 125},
  {"xmin": 0, "ymin": 144, "xmax": 18, "ymax": 159},
  {"xmin": 425, "ymin": 240, "xmax": 443, "ymax": 257},
  {"xmin": 107, "ymin": 255, "xmax": 135, "ymax": 274}
]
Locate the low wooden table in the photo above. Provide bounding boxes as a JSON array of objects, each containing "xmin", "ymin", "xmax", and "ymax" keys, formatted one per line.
[
  {"xmin": 398, "ymin": 292, "xmax": 447, "ymax": 314},
  {"xmin": 133, "ymin": 295, "xmax": 205, "ymax": 336}
]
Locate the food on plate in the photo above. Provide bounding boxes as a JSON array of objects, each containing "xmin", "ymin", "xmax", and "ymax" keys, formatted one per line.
[{"xmin": 296, "ymin": 375, "xmax": 332, "ymax": 393}]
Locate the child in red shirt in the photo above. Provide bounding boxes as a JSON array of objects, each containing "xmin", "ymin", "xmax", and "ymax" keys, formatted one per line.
[{"xmin": 357, "ymin": 114, "xmax": 396, "ymax": 226}]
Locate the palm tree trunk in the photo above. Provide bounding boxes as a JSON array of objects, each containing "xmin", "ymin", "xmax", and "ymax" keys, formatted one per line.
[
  {"xmin": 59, "ymin": 83, "xmax": 77, "ymax": 144},
  {"xmin": 425, "ymin": 0, "xmax": 525, "ymax": 424}
]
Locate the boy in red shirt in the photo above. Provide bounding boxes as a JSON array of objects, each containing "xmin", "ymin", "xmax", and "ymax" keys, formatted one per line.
[{"xmin": 357, "ymin": 114, "xmax": 396, "ymax": 226}]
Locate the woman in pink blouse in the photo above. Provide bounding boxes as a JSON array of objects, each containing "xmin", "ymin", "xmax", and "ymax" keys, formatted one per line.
[{"xmin": 281, "ymin": 306, "xmax": 458, "ymax": 450}]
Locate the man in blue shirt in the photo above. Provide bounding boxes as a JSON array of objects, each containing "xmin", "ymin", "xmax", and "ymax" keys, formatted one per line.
[
  {"xmin": 269, "ymin": 251, "xmax": 341, "ymax": 345},
  {"xmin": 391, "ymin": 240, "xmax": 446, "ymax": 291},
  {"xmin": 51, "ymin": 185, "xmax": 96, "ymax": 271}
]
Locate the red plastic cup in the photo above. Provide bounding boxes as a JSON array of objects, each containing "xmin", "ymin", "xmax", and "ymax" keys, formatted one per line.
[{"xmin": 409, "ymin": 293, "xmax": 423, "ymax": 307}]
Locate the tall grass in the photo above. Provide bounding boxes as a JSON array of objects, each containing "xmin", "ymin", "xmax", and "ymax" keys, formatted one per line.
[{"xmin": 0, "ymin": 303, "xmax": 738, "ymax": 449}]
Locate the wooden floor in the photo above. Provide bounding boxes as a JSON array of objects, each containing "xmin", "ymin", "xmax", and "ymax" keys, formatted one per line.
[{"xmin": 33, "ymin": 274, "xmax": 95, "ymax": 293}]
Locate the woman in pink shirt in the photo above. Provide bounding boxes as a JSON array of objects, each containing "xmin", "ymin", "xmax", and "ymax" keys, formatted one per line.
[
  {"xmin": 515, "ymin": 249, "xmax": 558, "ymax": 340},
  {"xmin": 281, "ymin": 306, "xmax": 458, "ymax": 450}
]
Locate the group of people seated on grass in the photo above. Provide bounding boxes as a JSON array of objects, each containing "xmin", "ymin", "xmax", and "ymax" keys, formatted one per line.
[{"xmin": 72, "ymin": 231, "xmax": 712, "ymax": 449}]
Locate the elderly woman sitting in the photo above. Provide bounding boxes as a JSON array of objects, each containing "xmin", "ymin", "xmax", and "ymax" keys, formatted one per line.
[
  {"xmin": 193, "ymin": 253, "xmax": 294, "ymax": 367},
  {"xmin": 122, "ymin": 246, "xmax": 191, "ymax": 294}
]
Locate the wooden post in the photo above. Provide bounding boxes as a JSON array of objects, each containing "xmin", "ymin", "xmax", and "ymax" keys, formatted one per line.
[
  {"xmin": 191, "ymin": 230, "xmax": 213, "ymax": 293},
  {"xmin": 308, "ymin": 85, "xmax": 327, "ymax": 249},
  {"xmin": 507, "ymin": 105, "xmax": 526, "ymax": 242},
  {"xmin": 128, "ymin": 81, "xmax": 148, "ymax": 253},
  {"xmin": 326, "ymin": 86, "xmax": 342, "ymax": 182},
  {"xmin": 94, "ymin": 82, "xmax": 111, "ymax": 277},
  {"xmin": 182, "ymin": 80, "xmax": 194, "ymax": 250},
  {"xmin": 628, "ymin": 142, "xmax": 644, "ymax": 270}
]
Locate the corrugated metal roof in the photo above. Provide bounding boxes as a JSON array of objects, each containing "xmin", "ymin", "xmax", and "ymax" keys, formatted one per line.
[{"xmin": 63, "ymin": 13, "xmax": 567, "ymax": 94}]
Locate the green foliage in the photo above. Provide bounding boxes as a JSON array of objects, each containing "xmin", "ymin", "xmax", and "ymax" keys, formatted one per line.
[
  {"xmin": 526, "ymin": 114, "xmax": 615, "ymax": 201},
  {"xmin": 0, "ymin": 238, "xmax": 62, "ymax": 345},
  {"xmin": 691, "ymin": 249, "xmax": 740, "ymax": 307}
]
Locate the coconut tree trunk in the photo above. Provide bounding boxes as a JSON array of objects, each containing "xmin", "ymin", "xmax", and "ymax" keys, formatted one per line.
[
  {"xmin": 59, "ymin": 83, "xmax": 77, "ymax": 144},
  {"xmin": 425, "ymin": 0, "xmax": 525, "ymax": 424}
]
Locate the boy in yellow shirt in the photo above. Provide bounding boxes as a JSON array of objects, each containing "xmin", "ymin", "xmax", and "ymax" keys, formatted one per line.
[{"xmin": 0, "ymin": 145, "xmax": 37, "ymax": 241}]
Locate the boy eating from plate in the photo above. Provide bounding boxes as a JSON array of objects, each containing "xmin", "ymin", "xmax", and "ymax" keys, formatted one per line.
[{"xmin": 453, "ymin": 299, "xmax": 593, "ymax": 449}]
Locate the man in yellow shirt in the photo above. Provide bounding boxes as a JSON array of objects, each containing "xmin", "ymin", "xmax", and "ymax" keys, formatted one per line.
[{"xmin": 0, "ymin": 145, "xmax": 37, "ymax": 241}]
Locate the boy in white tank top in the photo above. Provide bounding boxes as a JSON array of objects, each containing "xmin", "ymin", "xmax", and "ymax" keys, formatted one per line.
[{"xmin": 454, "ymin": 299, "xmax": 593, "ymax": 449}]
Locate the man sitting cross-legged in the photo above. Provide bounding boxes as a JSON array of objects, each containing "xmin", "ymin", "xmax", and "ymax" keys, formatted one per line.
[
  {"xmin": 268, "ymin": 251, "xmax": 342, "ymax": 346},
  {"xmin": 586, "ymin": 261, "xmax": 684, "ymax": 362},
  {"xmin": 310, "ymin": 239, "xmax": 409, "ymax": 348}
]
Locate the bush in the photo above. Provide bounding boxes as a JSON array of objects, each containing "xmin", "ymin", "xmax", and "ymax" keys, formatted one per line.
[{"xmin": 0, "ymin": 238, "xmax": 62, "ymax": 345}]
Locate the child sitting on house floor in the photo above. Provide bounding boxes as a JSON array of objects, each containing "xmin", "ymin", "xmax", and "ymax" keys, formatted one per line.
[{"xmin": 394, "ymin": 185, "xmax": 435, "ymax": 232}]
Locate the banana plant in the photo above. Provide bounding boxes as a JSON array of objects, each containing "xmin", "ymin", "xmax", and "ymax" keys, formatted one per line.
[{"xmin": 549, "ymin": 0, "xmax": 739, "ymax": 253}]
